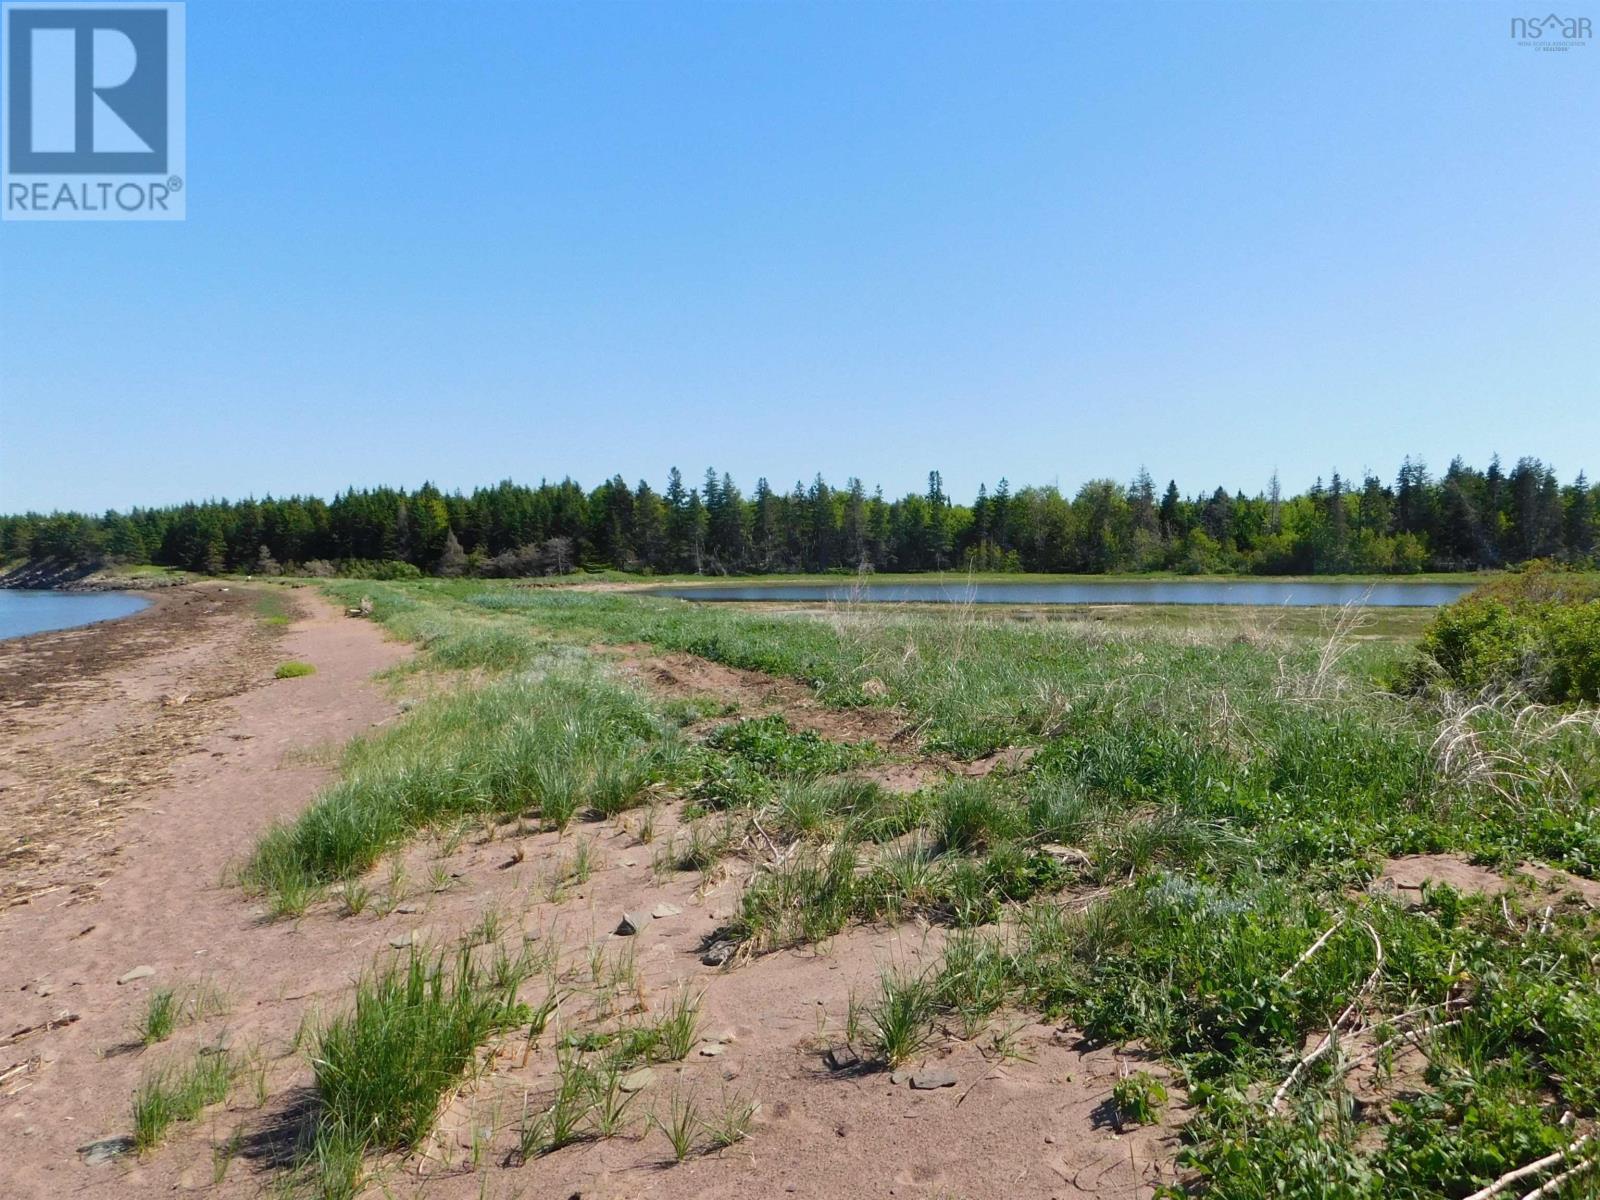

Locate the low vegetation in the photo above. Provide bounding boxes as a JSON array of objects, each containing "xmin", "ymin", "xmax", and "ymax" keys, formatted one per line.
[
  {"xmin": 132, "ymin": 1049, "xmax": 236, "ymax": 1153},
  {"xmin": 1404, "ymin": 563, "xmax": 1600, "ymax": 702},
  {"xmin": 239, "ymin": 577, "xmax": 1600, "ymax": 1197},
  {"xmin": 275, "ymin": 660, "xmax": 317, "ymax": 679},
  {"xmin": 308, "ymin": 947, "xmax": 535, "ymax": 1199}
]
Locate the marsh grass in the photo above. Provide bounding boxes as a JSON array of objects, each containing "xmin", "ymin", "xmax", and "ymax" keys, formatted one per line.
[
  {"xmin": 244, "ymin": 663, "xmax": 684, "ymax": 910},
  {"xmin": 308, "ymin": 947, "xmax": 534, "ymax": 1195},
  {"xmin": 136, "ymin": 982, "xmax": 232, "ymax": 1046},
  {"xmin": 865, "ymin": 965, "xmax": 938, "ymax": 1067},
  {"xmin": 136, "ymin": 988, "xmax": 181, "ymax": 1045},
  {"xmin": 132, "ymin": 1049, "xmax": 236, "ymax": 1152},
  {"xmin": 303, "ymin": 580, "xmax": 1600, "ymax": 1199},
  {"xmin": 703, "ymin": 1088, "xmax": 759, "ymax": 1151},
  {"xmin": 656, "ymin": 1086, "xmax": 700, "ymax": 1163}
]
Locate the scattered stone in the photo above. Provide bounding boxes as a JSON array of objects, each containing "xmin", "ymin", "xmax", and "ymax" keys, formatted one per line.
[
  {"xmin": 889, "ymin": 1069, "xmax": 912, "ymax": 1086},
  {"xmin": 650, "ymin": 902, "xmax": 683, "ymax": 919},
  {"xmin": 910, "ymin": 1068, "xmax": 958, "ymax": 1090},
  {"xmin": 395, "ymin": 903, "xmax": 420, "ymax": 914},
  {"xmin": 824, "ymin": 1045, "xmax": 861, "ymax": 1072},
  {"xmin": 78, "ymin": 1136, "xmax": 135, "ymax": 1165},
  {"xmin": 698, "ymin": 1043, "xmax": 724, "ymax": 1057},
  {"xmin": 116, "ymin": 966, "xmax": 154, "ymax": 985},
  {"xmin": 35, "ymin": 981, "xmax": 57, "ymax": 998},
  {"xmin": 522, "ymin": 930, "xmax": 542, "ymax": 944},
  {"xmin": 619, "ymin": 1067, "xmax": 654, "ymax": 1093},
  {"xmin": 388, "ymin": 927, "xmax": 429, "ymax": 949},
  {"xmin": 616, "ymin": 911, "xmax": 651, "ymax": 936},
  {"xmin": 701, "ymin": 938, "xmax": 737, "ymax": 966}
]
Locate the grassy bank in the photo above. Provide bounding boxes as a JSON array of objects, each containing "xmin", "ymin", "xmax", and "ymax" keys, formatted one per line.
[{"xmin": 247, "ymin": 579, "xmax": 1600, "ymax": 1198}]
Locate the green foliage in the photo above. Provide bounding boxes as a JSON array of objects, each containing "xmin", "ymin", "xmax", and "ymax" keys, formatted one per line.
[
  {"xmin": 704, "ymin": 714, "xmax": 873, "ymax": 777},
  {"xmin": 1111, "ymin": 1070, "xmax": 1167, "ymax": 1126},
  {"xmin": 866, "ymin": 966, "xmax": 937, "ymax": 1067},
  {"xmin": 132, "ymin": 1049, "xmax": 236, "ymax": 1152},
  {"xmin": 310, "ymin": 947, "xmax": 533, "ymax": 1193},
  {"xmin": 732, "ymin": 844, "xmax": 859, "ymax": 951},
  {"xmin": 136, "ymin": 988, "xmax": 181, "ymax": 1045},
  {"xmin": 253, "ymin": 580, "xmax": 1600, "ymax": 1199},
  {"xmin": 244, "ymin": 662, "xmax": 683, "ymax": 908},
  {"xmin": 275, "ymin": 660, "xmax": 317, "ymax": 679},
  {"xmin": 1410, "ymin": 565, "xmax": 1600, "ymax": 701},
  {"xmin": 8, "ymin": 455, "xmax": 1593, "ymax": 580}
]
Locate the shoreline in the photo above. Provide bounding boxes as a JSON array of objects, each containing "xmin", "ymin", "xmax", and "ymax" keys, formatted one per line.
[{"xmin": 1, "ymin": 583, "xmax": 410, "ymax": 1198}]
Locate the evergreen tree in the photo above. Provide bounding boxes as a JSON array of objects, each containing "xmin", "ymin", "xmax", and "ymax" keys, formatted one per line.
[{"xmin": 436, "ymin": 529, "xmax": 467, "ymax": 577}]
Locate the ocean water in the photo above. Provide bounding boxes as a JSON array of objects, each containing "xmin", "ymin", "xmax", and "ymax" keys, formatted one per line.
[{"xmin": 0, "ymin": 589, "xmax": 150, "ymax": 641}]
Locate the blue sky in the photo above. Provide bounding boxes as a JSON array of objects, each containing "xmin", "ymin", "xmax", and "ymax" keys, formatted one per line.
[{"xmin": 1, "ymin": 0, "xmax": 1595, "ymax": 513}]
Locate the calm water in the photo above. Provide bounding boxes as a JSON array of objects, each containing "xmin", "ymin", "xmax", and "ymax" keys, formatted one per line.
[
  {"xmin": 648, "ymin": 579, "xmax": 1476, "ymax": 608},
  {"xmin": 0, "ymin": 590, "xmax": 150, "ymax": 641}
]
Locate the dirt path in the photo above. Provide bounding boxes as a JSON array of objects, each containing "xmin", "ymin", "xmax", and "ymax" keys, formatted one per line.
[{"xmin": 1, "ymin": 585, "xmax": 409, "ymax": 1199}]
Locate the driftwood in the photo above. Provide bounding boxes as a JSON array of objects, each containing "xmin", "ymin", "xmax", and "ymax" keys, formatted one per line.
[{"xmin": 1, "ymin": 1011, "xmax": 79, "ymax": 1047}]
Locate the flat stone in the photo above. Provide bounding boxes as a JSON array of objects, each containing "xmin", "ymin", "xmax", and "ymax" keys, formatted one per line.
[
  {"xmin": 395, "ymin": 903, "xmax": 421, "ymax": 914},
  {"xmin": 910, "ymin": 1068, "xmax": 958, "ymax": 1090},
  {"xmin": 79, "ymin": 1136, "xmax": 135, "ymax": 1165},
  {"xmin": 388, "ymin": 927, "xmax": 430, "ymax": 950},
  {"xmin": 824, "ymin": 1045, "xmax": 860, "ymax": 1072},
  {"xmin": 650, "ymin": 902, "xmax": 683, "ymax": 919},
  {"xmin": 619, "ymin": 1067, "xmax": 654, "ymax": 1093},
  {"xmin": 701, "ymin": 939, "xmax": 737, "ymax": 966},
  {"xmin": 697, "ymin": 1043, "xmax": 724, "ymax": 1057},
  {"xmin": 116, "ymin": 966, "xmax": 154, "ymax": 985},
  {"xmin": 889, "ymin": 1068, "xmax": 912, "ymax": 1085},
  {"xmin": 615, "ymin": 911, "xmax": 651, "ymax": 936}
]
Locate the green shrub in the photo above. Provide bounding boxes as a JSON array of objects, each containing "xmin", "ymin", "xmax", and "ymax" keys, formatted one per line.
[
  {"xmin": 337, "ymin": 559, "xmax": 423, "ymax": 580},
  {"xmin": 1411, "ymin": 567, "xmax": 1600, "ymax": 702},
  {"xmin": 275, "ymin": 661, "xmax": 317, "ymax": 679}
]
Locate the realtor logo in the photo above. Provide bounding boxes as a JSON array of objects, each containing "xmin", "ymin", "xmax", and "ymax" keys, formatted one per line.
[{"xmin": 2, "ymin": 2, "xmax": 185, "ymax": 220}]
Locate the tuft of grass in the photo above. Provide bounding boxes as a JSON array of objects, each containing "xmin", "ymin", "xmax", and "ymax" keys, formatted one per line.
[
  {"xmin": 653, "ymin": 986, "xmax": 702, "ymax": 1062},
  {"xmin": 275, "ymin": 660, "xmax": 317, "ymax": 679},
  {"xmin": 308, "ymin": 947, "xmax": 533, "ymax": 1194},
  {"xmin": 134, "ymin": 982, "xmax": 231, "ymax": 1046},
  {"xmin": 518, "ymin": 1045, "xmax": 592, "ymax": 1160},
  {"xmin": 866, "ymin": 965, "xmax": 937, "ymax": 1068},
  {"xmin": 132, "ymin": 1050, "xmax": 236, "ymax": 1152},
  {"xmin": 703, "ymin": 1088, "xmax": 759, "ymax": 1151},
  {"xmin": 655, "ymin": 1085, "xmax": 700, "ymax": 1163},
  {"xmin": 732, "ymin": 843, "xmax": 858, "ymax": 952},
  {"xmin": 136, "ymin": 988, "xmax": 181, "ymax": 1046}
]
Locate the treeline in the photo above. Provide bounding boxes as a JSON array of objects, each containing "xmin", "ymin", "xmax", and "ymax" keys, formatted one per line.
[{"xmin": 2, "ymin": 456, "xmax": 1595, "ymax": 579}]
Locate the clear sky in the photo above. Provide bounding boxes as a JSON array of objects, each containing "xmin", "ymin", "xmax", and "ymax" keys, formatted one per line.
[{"xmin": 1, "ymin": 0, "xmax": 1595, "ymax": 514}]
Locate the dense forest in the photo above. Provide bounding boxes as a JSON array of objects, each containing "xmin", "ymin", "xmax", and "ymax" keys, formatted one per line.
[{"xmin": 2, "ymin": 456, "xmax": 1594, "ymax": 579}]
